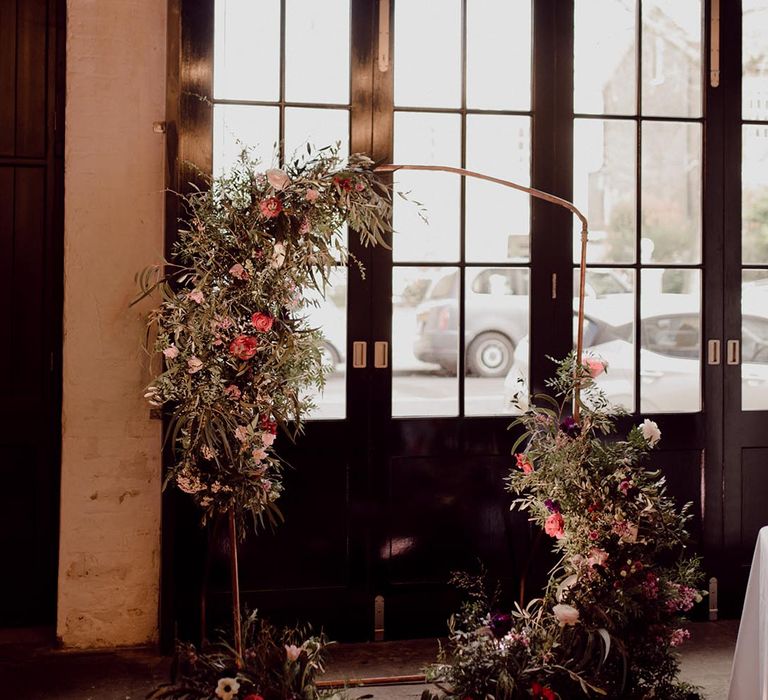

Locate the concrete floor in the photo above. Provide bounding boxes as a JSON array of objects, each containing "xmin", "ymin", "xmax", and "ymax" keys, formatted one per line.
[{"xmin": 0, "ymin": 620, "xmax": 739, "ymax": 700}]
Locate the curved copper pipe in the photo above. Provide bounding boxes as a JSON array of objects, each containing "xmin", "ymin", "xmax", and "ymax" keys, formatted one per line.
[{"xmin": 375, "ymin": 164, "xmax": 590, "ymax": 419}]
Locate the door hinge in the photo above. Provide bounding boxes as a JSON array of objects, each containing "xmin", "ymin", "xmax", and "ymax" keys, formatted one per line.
[
  {"xmin": 710, "ymin": 0, "xmax": 720, "ymax": 88},
  {"xmin": 374, "ymin": 594, "xmax": 385, "ymax": 641}
]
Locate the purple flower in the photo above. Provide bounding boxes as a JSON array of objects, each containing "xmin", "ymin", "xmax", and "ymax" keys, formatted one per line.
[
  {"xmin": 544, "ymin": 499, "xmax": 561, "ymax": 513},
  {"xmin": 489, "ymin": 612, "xmax": 513, "ymax": 639},
  {"xmin": 559, "ymin": 416, "xmax": 581, "ymax": 438}
]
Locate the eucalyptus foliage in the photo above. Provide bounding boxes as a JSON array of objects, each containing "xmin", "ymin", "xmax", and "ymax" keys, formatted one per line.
[
  {"xmin": 138, "ymin": 146, "xmax": 392, "ymax": 530},
  {"xmin": 425, "ymin": 354, "xmax": 705, "ymax": 700}
]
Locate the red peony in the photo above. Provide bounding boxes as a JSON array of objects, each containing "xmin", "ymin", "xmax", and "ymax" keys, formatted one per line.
[
  {"xmin": 259, "ymin": 196, "xmax": 283, "ymax": 218},
  {"xmin": 251, "ymin": 312, "xmax": 274, "ymax": 332},
  {"xmin": 229, "ymin": 334, "xmax": 258, "ymax": 360}
]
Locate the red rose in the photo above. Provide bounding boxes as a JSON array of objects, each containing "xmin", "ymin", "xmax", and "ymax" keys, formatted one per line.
[
  {"xmin": 531, "ymin": 682, "xmax": 556, "ymax": 700},
  {"xmin": 259, "ymin": 196, "xmax": 283, "ymax": 218},
  {"xmin": 229, "ymin": 334, "xmax": 258, "ymax": 360},
  {"xmin": 250, "ymin": 312, "xmax": 274, "ymax": 333},
  {"xmin": 333, "ymin": 175, "xmax": 353, "ymax": 192},
  {"xmin": 243, "ymin": 695, "xmax": 265, "ymax": 700},
  {"xmin": 260, "ymin": 416, "xmax": 277, "ymax": 434}
]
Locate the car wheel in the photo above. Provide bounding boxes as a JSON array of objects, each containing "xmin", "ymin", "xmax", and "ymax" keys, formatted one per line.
[
  {"xmin": 467, "ymin": 332, "xmax": 515, "ymax": 378},
  {"xmin": 320, "ymin": 340, "xmax": 341, "ymax": 367}
]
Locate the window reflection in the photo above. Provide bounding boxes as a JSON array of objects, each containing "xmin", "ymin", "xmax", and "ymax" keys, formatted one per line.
[{"xmin": 742, "ymin": 270, "xmax": 768, "ymax": 411}]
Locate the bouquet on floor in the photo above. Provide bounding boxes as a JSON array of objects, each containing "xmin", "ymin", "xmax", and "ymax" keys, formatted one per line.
[{"xmin": 424, "ymin": 354, "xmax": 705, "ymax": 700}]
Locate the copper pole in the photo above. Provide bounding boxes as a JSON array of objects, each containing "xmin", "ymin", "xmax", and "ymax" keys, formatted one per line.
[
  {"xmin": 375, "ymin": 164, "xmax": 590, "ymax": 416},
  {"xmin": 228, "ymin": 509, "xmax": 244, "ymax": 668}
]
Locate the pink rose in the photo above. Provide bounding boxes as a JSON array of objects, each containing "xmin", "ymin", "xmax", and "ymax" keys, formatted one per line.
[
  {"xmin": 544, "ymin": 513, "xmax": 565, "ymax": 539},
  {"xmin": 553, "ymin": 603, "xmax": 579, "ymax": 626},
  {"xmin": 355, "ymin": 182, "xmax": 365, "ymax": 192},
  {"xmin": 229, "ymin": 263, "xmax": 249, "ymax": 281},
  {"xmin": 265, "ymin": 168, "xmax": 290, "ymax": 190},
  {"xmin": 229, "ymin": 334, "xmax": 258, "ymax": 360},
  {"xmin": 305, "ymin": 188, "xmax": 319, "ymax": 202},
  {"xmin": 187, "ymin": 356, "xmax": 203, "ymax": 374},
  {"xmin": 223, "ymin": 385, "xmax": 241, "ymax": 400},
  {"xmin": 163, "ymin": 345, "xmax": 179, "ymax": 359},
  {"xmin": 261, "ymin": 432, "xmax": 276, "ymax": 447},
  {"xmin": 259, "ymin": 196, "xmax": 283, "ymax": 219},
  {"xmin": 583, "ymin": 356, "xmax": 606, "ymax": 378},
  {"xmin": 251, "ymin": 312, "xmax": 274, "ymax": 333},
  {"xmin": 188, "ymin": 290, "xmax": 204, "ymax": 304}
]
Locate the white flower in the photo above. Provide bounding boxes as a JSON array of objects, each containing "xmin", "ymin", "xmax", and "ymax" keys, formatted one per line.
[
  {"xmin": 271, "ymin": 242, "xmax": 286, "ymax": 269},
  {"xmin": 187, "ymin": 356, "xmax": 204, "ymax": 374},
  {"xmin": 639, "ymin": 419, "xmax": 661, "ymax": 447},
  {"xmin": 266, "ymin": 168, "xmax": 290, "ymax": 190},
  {"xmin": 553, "ymin": 603, "xmax": 580, "ymax": 626},
  {"xmin": 215, "ymin": 677, "xmax": 240, "ymax": 700},
  {"xmin": 285, "ymin": 643, "xmax": 302, "ymax": 661},
  {"xmin": 163, "ymin": 345, "xmax": 179, "ymax": 359}
]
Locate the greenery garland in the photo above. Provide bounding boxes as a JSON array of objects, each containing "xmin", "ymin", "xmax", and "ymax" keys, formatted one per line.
[
  {"xmin": 138, "ymin": 146, "xmax": 393, "ymax": 530},
  {"xmin": 425, "ymin": 355, "xmax": 706, "ymax": 700}
]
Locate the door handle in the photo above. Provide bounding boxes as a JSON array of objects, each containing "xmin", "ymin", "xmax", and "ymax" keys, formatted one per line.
[
  {"xmin": 727, "ymin": 339, "xmax": 740, "ymax": 366},
  {"xmin": 352, "ymin": 341, "xmax": 367, "ymax": 368},
  {"xmin": 374, "ymin": 341, "xmax": 389, "ymax": 369},
  {"xmin": 707, "ymin": 339, "xmax": 721, "ymax": 365}
]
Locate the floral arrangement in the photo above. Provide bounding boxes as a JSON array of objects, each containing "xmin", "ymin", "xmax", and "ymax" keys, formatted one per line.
[
  {"xmin": 148, "ymin": 611, "xmax": 332, "ymax": 700},
  {"xmin": 424, "ymin": 354, "xmax": 705, "ymax": 700},
  {"xmin": 138, "ymin": 145, "xmax": 392, "ymax": 527}
]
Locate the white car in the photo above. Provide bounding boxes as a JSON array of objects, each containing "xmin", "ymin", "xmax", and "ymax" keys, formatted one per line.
[{"xmin": 504, "ymin": 294, "xmax": 768, "ymax": 413}]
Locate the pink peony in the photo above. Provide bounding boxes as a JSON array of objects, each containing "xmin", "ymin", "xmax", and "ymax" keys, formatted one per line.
[
  {"xmin": 544, "ymin": 512, "xmax": 565, "ymax": 539},
  {"xmin": 553, "ymin": 603, "xmax": 580, "ymax": 626},
  {"xmin": 265, "ymin": 168, "xmax": 290, "ymax": 190},
  {"xmin": 163, "ymin": 345, "xmax": 179, "ymax": 359},
  {"xmin": 583, "ymin": 356, "xmax": 606, "ymax": 378},
  {"xmin": 188, "ymin": 290, "xmax": 205, "ymax": 304},
  {"xmin": 187, "ymin": 356, "xmax": 204, "ymax": 374},
  {"xmin": 251, "ymin": 312, "xmax": 274, "ymax": 333},
  {"xmin": 305, "ymin": 188, "xmax": 319, "ymax": 202},
  {"xmin": 259, "ymin": 196, "xmax": 283, "ymax": 218},
  {"xmin": 229, "ymin": 263, "xmax": 249, "ymax": 280},
  {"xmin": 229, "ymin": 334, "xmax": 258, "ymax": 360}
]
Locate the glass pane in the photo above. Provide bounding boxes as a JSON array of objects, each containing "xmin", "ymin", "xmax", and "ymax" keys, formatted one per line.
[
  {"xmin": 213, "ymin": 105, "xmax": 279, "ymax": 174},
  {"xmin": 641, "ymin": 0, "xmax": 702, "ymax": 118},
  {"xmin": 394, "ymin": 267, "xmax": 459, "ymax": 417},
  {"xmin": 465, "ymin": 267, "xmax": 529, "ymax": 416},
  {"xmin": 574, "ymin": 119, "xmax": 636, "ymax": 263},
  {"xmin": 304, "ymin": 268, "xmax": 347, "ymax": 420},
  {"xmin": 574, "ymin": 268, "xmax": 636, "ymax": 413},
  {"xmin": 641, "ymin": 121, "xmax": 702, "ymax": 264},
  {"xmin": 743, "ymin": 0, "xmax": 768, "ymax": 120},
  {"xmin": 641, "ymin": 268, "xmax": 701, "ymax": 413},
  {"xmin": 743, "ymin": 125, "xmax": 768, "ymax": 264},
  {"xmin": 574, "ymin": 0, "xmax": 636, "ymax": 115},
  {"xmin": 743, "ymin": 270, "xmax": 768, "ymax": 410},
  {"xmin": 465, "ymin": 116, "xmax": 530, "ymax": 262},
  {"xmin": 285, "ymin": 0, "xmax": 350, "ymax": 104},
  {"xmin": 214, "ymin": 0, "xmax": 280, "ymax": 101},
  {"xmin": 394, "ymin": 0, "xmax": 461, "ymax": 108},
  {"xmin": 466, "ymin": 0, "xmax": 531, "ymax": 110},
  {"xmin": 284, "ymin": 108, "xmax": 349, "ymax": 160},
  {"xmin": 393, "ymin": 112, "xmax": 461, "ymax": 262}
]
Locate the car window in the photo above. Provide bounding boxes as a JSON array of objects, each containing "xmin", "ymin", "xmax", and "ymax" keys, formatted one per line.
[
  {"xmin": 471, "ymin": 269, "xmax": 526, "ymax": 295},
  {"xmin": 642, "ymin": 315, "xmax": 700, "ymax": 359},
  {"xmin": 743, "ymin": 316, "xmax": 768, "ymax": 363},
  {"xmin": 429, "ymin": 272, "xmax": 457, "ymax": 300}
]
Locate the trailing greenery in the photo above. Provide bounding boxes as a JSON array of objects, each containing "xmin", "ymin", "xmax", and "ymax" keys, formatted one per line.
[
  {"xmin": 424, "ymin": 354, "xmax": 705, "ymax": 700},
  {"xmin": 137, "ymin": 146, "xmax": 393, "ymax": 530}
]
